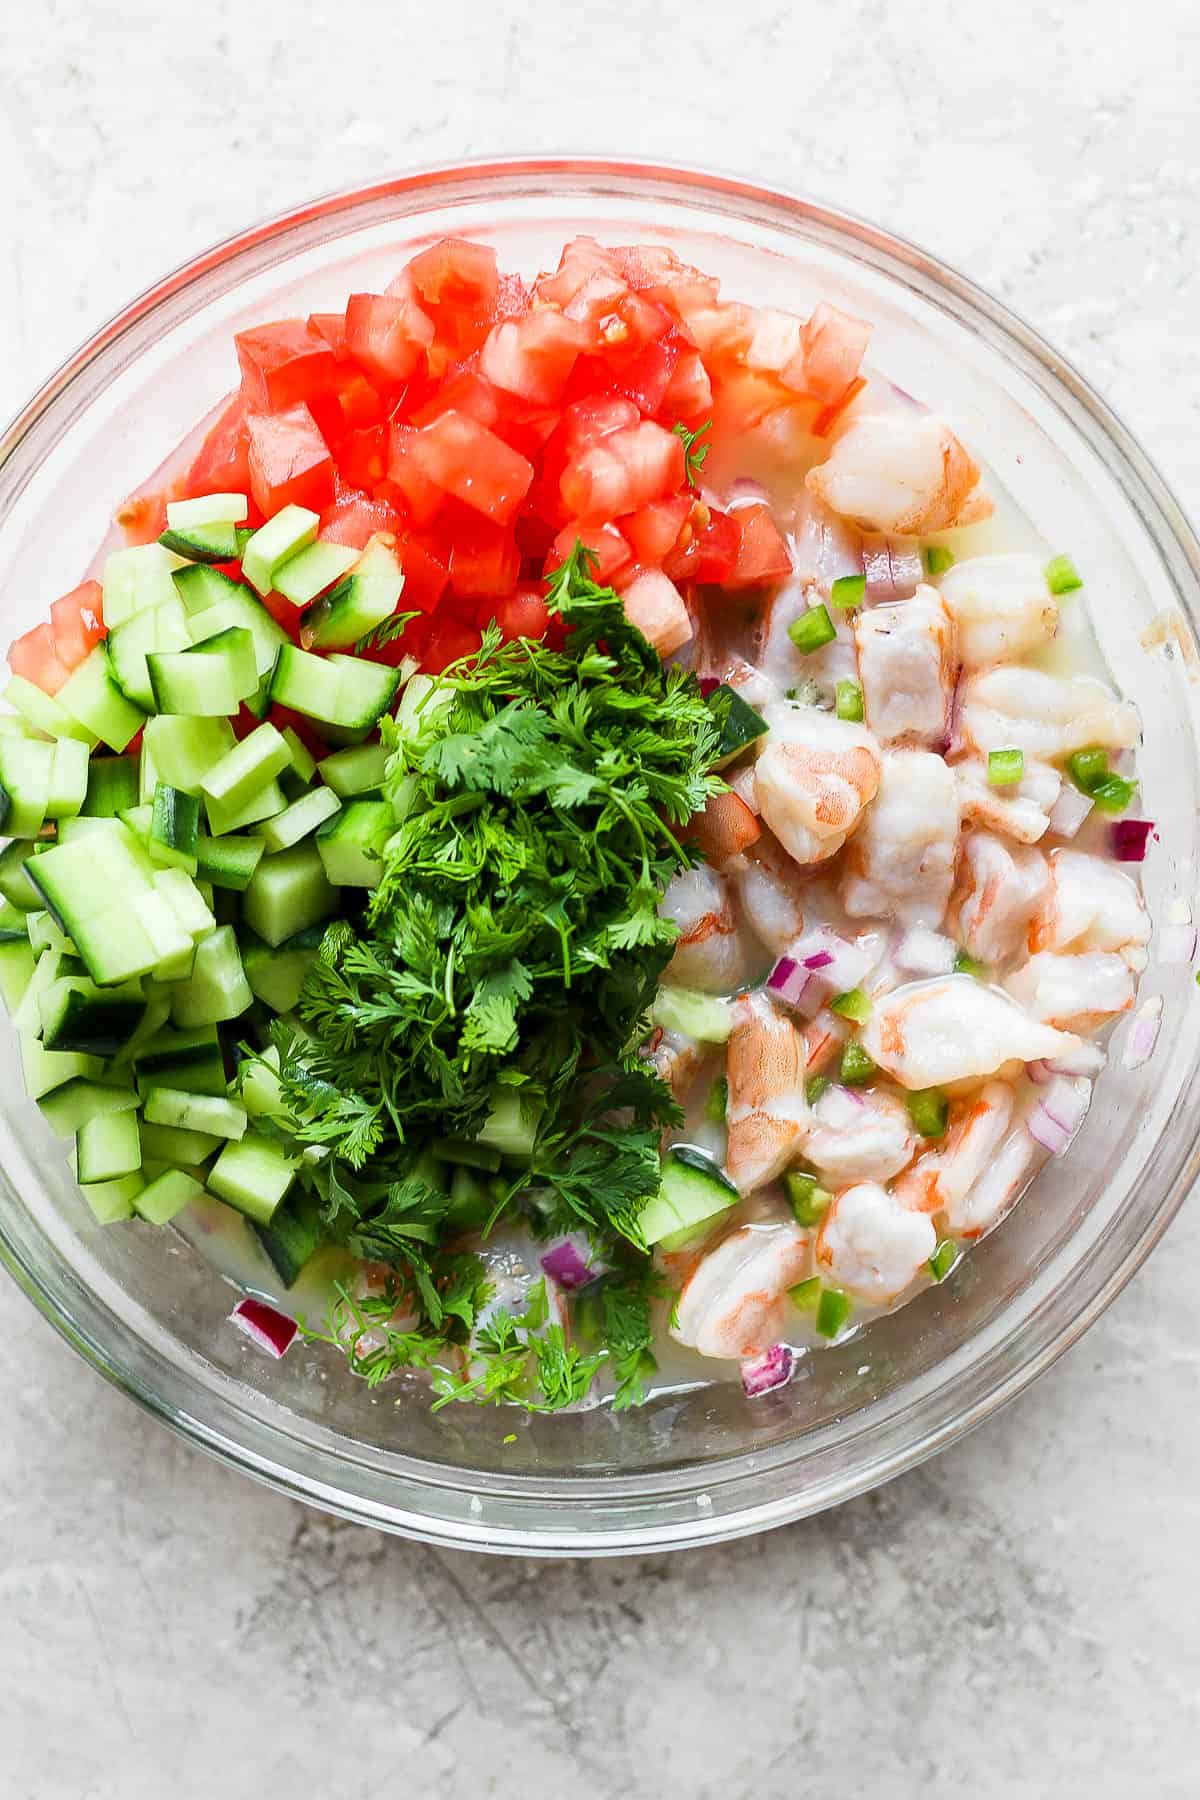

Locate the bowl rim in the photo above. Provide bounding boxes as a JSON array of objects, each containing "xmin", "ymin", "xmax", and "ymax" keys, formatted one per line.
[{"xmin": 3, "ymin": 153, "xmax": 1199, "ymax": 1554}]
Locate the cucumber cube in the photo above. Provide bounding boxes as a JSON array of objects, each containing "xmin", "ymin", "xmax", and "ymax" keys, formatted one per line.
[
  {"xmin": 315, "ymin": 800, "xmax": 393, "ymax": 887},
  {"xmin": 57, "ymin": 646, "xmax": 147, "ymax": 752},
  {"xmin": 166, "ymin": 493, "xmax": 249, "ymax": 530},
  {"xmin": 242, "ymin": 841, "xmax": 338, "ymax": 946},
  {"xmin": 147, "ymin": 627, "xmax": 259, "ymax": 716},
  {"xmin": 241, "ymin": 506, "xmax": 320, "ymax": 597},
  {"xmin": 143, "ymin": 1085, "xmax": 248, "ymax": 1141},
  {"xmin": 272, "ymin": 540, "xmax": 357, "ymax": 608},
  {"xmin": 4, "ymin": 675, "xmax": 98, "ymax": 745},
  {"xmin": 280, "ymin": 727, "xmax": 317, "ymax": 786},
  {"xmin": 142, "ymin": 715, "xmax": 237, "ymax": 795},
  {"xmin": 255, "ymin": 785, "xmax": 340, "ymax": 853},
  {"xmin": 168, "ymin": 925, "xmax": 253, "ymax": 1027},
  {"xmin": 204, "ymin": 778, "xmax": 287, "ymax": 839},
  {"xmin": 81, "ymin": 1173, "xmax": 144, "ymax": 1226},
  {"xmin": 207, "ymin": 1131, "xmax": 299, "ymax": 1224},
  {"xmin": 317, "ymin": 742, "xmax": 390, "ymax": 797},
  {"xmin": 101, "ymin": 544, "xmax": 179, "ymax": 628},
  {"xmin": 77, "ymin": 1109, "xmax": 142, "ymax": 1183},
  {"xmin": 134, "ymin": 1168, "xmax": 205, "ymax": 1226},
  {"xmin": 200, "ymin": 722, "xmax": 292, "ymax": 812},
  {"xmin": 138, "ymin": 1119, "xmax": 223, "ymax": 1167}
]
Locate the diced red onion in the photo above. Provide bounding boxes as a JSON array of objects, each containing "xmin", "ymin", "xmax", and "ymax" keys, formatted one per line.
[
  {"xmin": 1123, "ymin": 997, "xmax": 1163, "ymax": 1070},
  {"xmin": 769, "ymin": 928, "xmax": 873, "ymax": 1018},
  {"xmin": 740, "ymin": 1343, "xmax": 795, "ymax": 1398},
  {"xmin": 697, "ymin": 676, "xmax": 720, "ymax": 697},
  {"xmin": 895, "ymin": 927, "xmax": 957, "ymax": 976},
  {"xmin": 803, "ymin": 950, "xmax": 834, "ymax": 970},
  {"xmin": 862, "ymin": 534, "xmax": 922, "ymax": 601},
  {"xmin": 1025, "ymin": 1076, "xmax": 1090, "ymax": 1156},
  {"xmin": 1026, "ymin": 1059, "xmax": 1053, "ymax": 1086},
  {"xmin": 230, "ymin": 1297, "xmax": 298, "ymax": 1359},
  {"xmin": 541, "ymin": 1235, "xmax": 603, "ymax": 1291},
  {"xmin": 1159, "ymin": 922, "xmax": 1197, "ymax": 965},
  {"xmin": 1110, "ymin": 819, "xmax": 1154, "ymax": 862},
  {"xmin": 1047, "ymin": 784, "xmax": 1094, "ymax": 839}
]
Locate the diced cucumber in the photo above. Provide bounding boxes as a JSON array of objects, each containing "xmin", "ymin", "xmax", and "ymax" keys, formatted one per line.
[
  {"xmin": 280, "ymin": 727, "xmax": 317, "ymax": 786},
  {"xmin": 200, "ymin": 722, "xmax": 291, "ymax": 813},
  {"xmin": 77, "ymin": 1109, "xmax": 142, "ymax": 1183},
  {"xmin": 12, "ymin": 944, "xmax": 66, "ymax": 1034},
  {"xmin": 4, "ymin": 675, "xmax": 98, "ymax": 746},
  {"xmin": 109, "ymin": 989, "xmax": 172, "ymax": 1066},
  {"xmin": 150, "ymin": 784, "xmax": 201, "ymax": 873},
  {"xmin": 317, "ymin": 741, "xmax": 390, "ymax": 797},
  {"xmin": 184, "ymin": 582, "xmax": 290, "ymax": 692},
  {"xmin": 152, "ymin": 866, "xmax": 215, "ymax": 940},
  {"xmin": 20, "ymin": 1033, "xmax": 102, "ymax": 1099},
  {"xmin": 241, "ymin": 925, "xmax": 322, "ymax": 1014},
  {"xmin": 251, "ymin": 1188, "xmax": 325, "ymax": 1287},
  {"xmin": 47, "ymin": 739, "xmax": 91, "ymax": 819},
  {"xmin": 301, "ymin": 537, "xmax": 405, "ymax": 649},
  {"xmin": 38, "ymin": 1078, "xmax": 140, "ymax": 1138},
  {"xmin": 268, "ymin": 644, "xmax": 401, "ymax": 731},
  {"xmin": 100, "ymin": 544, "xmax": 179, "ymax": 628},
  {"xmin": 28, "ymin": 835, "xmax": 164, "ymax": 984},
  {"xmin": 142, "ymin": 715, "xmax": 236, "ymax": 795},
  {"xmin": 142, "ymin": 1085, "xmax": 248, "ymax": 1141},
  {"xmin": 81, "ymin": 1172, "xmax": 144, "ymax": 1225},
  {"xmin": 0, "ymin": 715, "xmax": 36, "ymax": 739},
  {"xmin": 204, "ymin": 778, "xmax": 287, "ymax": 838},
  {"xmin": 159, "ymin": 521, "xmax": 239, "ymax": 563},
  {"xmin": 134, "ymin": 1168, "xmax": 205, "ymax": 1226},
  {"xmin": 107, "ymin": 598, "xmax": 193, "ymax": 709},
  {"xmin": 242, "ymin": 506, "xmax": 320, "ymax": 597},
  {"xmin": 394, "ymin": 672, "xmax": 453, "ymax": 740},
  {"xmin": 709, "ymin": 684, "xmax": 769, "ymax": 769},
  {"xmin": 255, "ymin": 785, "xmax": 340, "ymax": 852},
  {"xmin": 0, "ymin": 899, "xmax": 29, "ymax": 943},
  {"xmin": 0, "ymin": 841, "xmax": 42, "ymax": 910},
  {"xmin": 242, "ymin": 841, "xmax": 338, "ymax": 947},
  {"xmin": 0, "ymin": 738, "xmax": 51, "ymax": 836},
  {"xmin": 195, "ymin": 833, "xmax": 264, "ymax": 892},
  {"xmin": 82, "ymin": 755, "xmax": 139, "ymax": 818},
  {"xmin": 26, "ymin": 910, "xmax": 73, "ymax": 956},
  {"xmin": 139, "ymin": 1118, "xmax": 222, "ymax": 1167},
  {"xmin": 273, "ymin": 540, "xmax": 358, "ymax": 608},
  {"xmin": 134, "ymin": 1024, "xmax": 226, "ymax": 1097},
  {"xmin": 57, "ymin": 645, "xmax": 147, "ymax": 752},
  {"xmin": 117, "ymin": 802, "xmax": 152, "ymax": 847},
  {"xmin": 637, "ymin": 1145, "xmax": 739, "ymax": 1246},
  {"xmin": 315, "ymin": 800, "xmax": 393, "ymax": 887},
  {"xmin": 40, "ymin": 976, "xmax": 147, "ymax": 1057},
  {"xmin": 0, "ymin": 939, "xmax": 37, "ymax": 1010},
  {"xmin": 651, "ymin": 987, "xmax": 734, "ymax": 1044},
  {"xmin": 475, "ymin": 1090, "xmax": 541, "ymax": 1161},
  {"xmin": 237, "ymin": 1045, "xmax": 290, "ymax": 1122},
  {"xmin": 207, "ymin": 1130, "xmax": 299, "ymax": 1224},
  {"xmin": 168, "ymin": 925, "xmax": 252, "ymax": 1027},
  {"xmin": 167, "ymin": 493, "xmax": 249, "ymax": 531},
  {"xmin": 131, "ymin": 888, "xmax": 196, "ymax": 972},
  {"xmin": 148, "ymin": 626, "xmax": 259, "ymax": 716}
]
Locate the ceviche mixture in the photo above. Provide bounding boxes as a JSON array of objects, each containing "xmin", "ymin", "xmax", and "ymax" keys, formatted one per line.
[{"xmin": 0, "ymin": 234, "xmax": 1154, "ymax": 1413}]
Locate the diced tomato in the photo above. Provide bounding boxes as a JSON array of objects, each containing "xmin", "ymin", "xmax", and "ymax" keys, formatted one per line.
[
  {"xmin": 725, "ymin": 502, "xmax": 793, "ymax": 590},
  {"xmin": 235, "ymin": 320, "xmax": 340, "ymax": 413},
  {"xmin": 114, "ymin": 489, "xmax": 169, "ymax": 546},
  {"xmin": 661, "ymin": 348, "xmax": 713, "ymax": 422},
  {"xmin": 182, "ymin": 394, "xmax": 253, "ymax": 502},
  {"xmin": 8, "ymin": 622, "xmax": 71, "ymax": 695},
  {"xmin": 562, "ymin": 269, "xmax": 630, "ymax": 328},
  {"xmin": 408, "ymin": 412, "xmax": 534, "ymax": 526},
  {"xmin": 536, "ymin": 237, "xmax": 623, "ymax": 309},
  {"xmin": 686, "ymin": 790, "xmax": 762, "ymax": 867},
  {"xmin": 309, "ymin": 367, "xmax": 389, "ymax": 445},
  {"xmin": 493, "ymin": 270, "xmax": 533, "ymax": 322},
  {"xmin": 692, "ymin": 507, "xmax": 741, "ymax": 584},
  {"xmin": 812, "ymin": 376, "xmax": 867, "ymax": 439},
  {"xmin": 308, "ymin": 312, "xmax": 348, "ymax": 358},
  {"xmin": 439, "ymin": 507, "xmax": 519, "ymax": 600},
  {"xmin": 480, "ymin": 311, "xmax": 591, "ymax": 407},
  {"xmin": 560, "ymin": 395, "xmax": 642, "ymax": 458},
  {"xmin": 409, "ymin": 369, "xmax": 501, "ymax": 431},
  {"xmin": 50, "ymin": 580, "xmax": 106, "ymax": 666},
  {"xmin": 560, "ymin": 420, "xmax": 686, "ymax": 524},
  {"xmin": 385, "ymin": 423, "xmax": 445, "ymax": 528},
  {"xmin": 344, "ymin": 292, "xmax": 434, "ymax": 388},
  {"xmin": 785, "ymin": 302, "xmax": 872, "ymax": 407},
  {"xmin": 620, "ymin": 495, "xmax": 690, "ymax": 566},
  {"xmin": 489, "ymin": 584, "xmax": 552, "ymax": 644},
  {"xmin": 619, "ymin": 569, "xmax": 692, "ymax": 657},
  {"xmin": 405, "ymin": 238, "xmax": 500, "ymax": 359},
  {"xmin": 319, "ymin": 483, "xmax": 405, "ymax": 549},
  {"xmin": 246, "ymin": 406, "xmax": 336, "ymax": 518},
  {"xmin": 546, "ymin": 523, "xmax": 633, "ymax": 588},
  {"xmin": 394, "ymin": 535, "xmax": 450, "ymax": 613},
  {"xmin": 334, "ymin": 424, "xmax": 389, "ymax": 491},
  {"xmin": 422, "ymin": 616, "xmax": 483, "ymax": 674},
  {"xmin": 602, "ymin": 334, "xmax": 680, "ymax": 416},
  {"xmin": 670, "ymin": 287, "xmax": 754, "ymax": 368}
]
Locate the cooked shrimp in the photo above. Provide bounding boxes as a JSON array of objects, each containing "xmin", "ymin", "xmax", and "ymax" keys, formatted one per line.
[
  {"xmin": 470, "ymin": 1229, "xmax": 569, "ymax": 1345},
  {"xmin": 804, "ymin": 1083, "xmax": 917, "ymax": 1185},
  {"xmin": 758, "ymin": 578, "xmax": 859, "ymax": 696},
  {"xmin": 854, "ymin": 586, "xmax": 955, "ymax": 748},
  {"xmin": 938, "ymin": 553, "xmax": 1059, "ymax": 667},
  {"xmin": 842, "ymin": 749, "xmax": 959, "ymax": 930},
  {"xmin": 1028, "ymin": 848, "xmax": 1151, "ymax": 969},
  {"xmin": 753, "ymin": 702, "xmax": 883, "ymax": 866},
  {"xmin": 893, "ymin": 1081, "xmax": 1014, "ymax": 1217},
  {"xmin": 805, "ymin": 411, "xmax": 992, "ymax": 536},
  {"xmin": 955, "ymin": 755, "xmax": 1062, "ymax": 845},
  {"xmin": 945, "ymin": 1123, "xmax": 1042, "ymax": 1238},
  {"xmin": 670, "ymin": 1219, "xmax": 810, "ymax": 1359},
  {"xmin": 725, "ymin": 991, "xmax": 809, "ymax": 1191},
  {"xmin": 814, "ymin": 1182, "xmax": 937, "ymax": 1303},
  {"xmin": 950, "ymin": 831, "xmax": 1050, "ymax": 967},
  {"xmin": 959, "ymin": 666, "xmax": 1140, "ymax": 760},
  {"xmin": 730, "ymin": 830, "xmax": 806, "ymax": 955},
  {"xmin": 1006, "ymin": 950, "xmax": 1136, "ymax": 1029},
  {"xmin": 648, "ymin": 1026, "xmax": 708, "ymax": 1101},
  {"xmin": 660, "ymin": 864, "xmax": 757, "ymax": 993},
  {"xmin": 859, "ymin": 975, "xmax": 1080, "ymax": 1088}
]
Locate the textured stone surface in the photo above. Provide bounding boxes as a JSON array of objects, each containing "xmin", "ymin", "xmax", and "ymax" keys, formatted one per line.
[{"xmin": 2, "ymin": 1, "xmax": 1200, "ymax": 1793}]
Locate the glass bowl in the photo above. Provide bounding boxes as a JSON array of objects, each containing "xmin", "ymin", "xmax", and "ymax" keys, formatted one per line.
[{"xmin": 2, "ymin": 158, "xmax": 1198, "ymax": 1556}]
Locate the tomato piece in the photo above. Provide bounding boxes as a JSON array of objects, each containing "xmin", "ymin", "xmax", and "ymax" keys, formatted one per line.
[
  {"xmin": 308, "ymin": 312, "xmax": 348, "ymax": 358},
  {"xmin": 422, "ymin": 616, "xmax": 483, "ymax": 674},
  {"xmin": 409, "ymin": 369, "xmax": 501, "ymax": 431},
  {"xmin": 405, "ymin": 238, "xmax": 500, "ymax": 359},
  {"xmin": 725, "ymin": 502, "xmax": 793, "ymax": 590},
  {"xmin": 480, "ymin": 311, "xmax": 591, "ymax": 406},
  {"xmin": 546, "ymin": 523, "xmax": 633, "ymax": 588},
  {"xmin": 562, "ymin": 269, "xmax": 630, "ymax": 328},
  {"xmin": 620, "ymin": 496, "xmax": 690, "ymax": 566},
  {"xmin": 394, "ymin": 535, "xmax": 450, "ymax": 613},
  {"xmin": 811, "ymin": 376, "xmax": 867, "ymax": 439},
  {"xmin": 331, "ymin": 424, "xmax": 387, "ymax": 491},
  {"xmin": 246, "ymin": 406, "xmax": 335, "ymax": 518},
  {"xmin": 489, "ymin": 584, "xmax": 552, "ymax": 644},
  {"xmin": 309, "ymin": 367, "xmax": 389, "ymax": 445},
  {"xmin": 686, "ymin": 790, "xmax": 762, "ymax": 868},
  {"xmin": 344, "ymin": 292, "xmax": 434, "ymax": 388},
  {"xmin": 619, "ymin": 569, "xmax": 692, "ymax": 657},
  {"xmin": 785, "ymin": 302, "xmax": 872, "ymax": 407},
  {"xmin": 319, "ymin": 483, "xmax": 405, "ymax": 549},
  {"xmin": 235, "ymin": 320, "xmax": 340, "ymax": 413},
  {"xmin": 670, "ymin": 286, "xmax": 754, "ymax": 367},
  {"xmin": 559, "ymin": 395, "xmax": 642, "ymax": 458},
  {"xmin": 8, "ymin": 622, "xmax": 71, "ymax": 695},
  {"xmin": 439, "ymin": 507, "xmax": 520, "ymax": 600},
  {"xmin": 114, "ymin": 489, "xmax": 170, "ymax": 546},
  {"xmin": 692, "ymin": 507, "xmax": 741, "ymax": 584},
  {"xmin": 536, "ymin": 237, "xmax": 623, "ymax": 308},
  {"xmin": 601, "ymin": 334, "xmax": 680, "ymax": 416},
  {"xmin": 560, "ymin": 420, "xmax": 686, "ymax": 524},
  {"xmin": 409, "ymin": 412, "xmax": 534, "ymax": 527},
  {"xmin": 661, "ymin": 348, "xmax": 713, "ymax": 422},
  {"xmin": 50, "ymin": 580, "xmax": 106, "ymax": 667},
  {"xmin": 182, "ymin": 394, "xmax": 253, "ymax": 503},
  {"xmin": 384, "ymin": 423, "xmax": 445, "ymax": 528}
]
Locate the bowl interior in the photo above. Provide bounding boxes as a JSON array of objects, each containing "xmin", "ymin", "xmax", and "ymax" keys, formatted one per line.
[{"xmin": 2, "ymin": 162, "xmax": 1199, "ymax": 1551}]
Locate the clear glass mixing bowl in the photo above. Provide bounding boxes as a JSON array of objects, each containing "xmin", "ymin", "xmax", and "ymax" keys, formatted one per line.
[{"xmin": 1, "ymin": 158, "xmax": 1198, "ymax": 1555}]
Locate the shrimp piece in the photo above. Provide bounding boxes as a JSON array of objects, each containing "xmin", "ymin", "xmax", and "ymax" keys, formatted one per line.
[
  {"xmin": 950, "ymin": 831, "xmax": 1050, "ymax": 967},
  {"xmin": 648, "ymin": 1026, "xmax": 707, "ymax": 1101},
  {"xmin": 805, "ymin": 411, "xmax": 992, "ymax": 536},
  {"xmin": 959, "ymin": 666, "xmax": 1140, "ymax": 760},
  {"xmin": 730, "ymin": 830, "xmax": 806, "ymax": 954},
  {"xmin": 725, "ymin": 991, "xmax": 809, "ymax": 1192},
  {"xmin": 1006, "ymin": 950, "xmax": 1135, "ymax": 1029},
  {"xmin": 859, "ymin": 975, "xmax": 1080, "ymax": 1088},
  {"xmin": 815, "ymin": 1182, "xmax": 937, "ymax": 1304},
  {"xmin": 759, "ymin": 578, "xmax": 859, "ymax": 697},
  {"xmin": 893, "ymin": 1081, "xmax": 1014, "ymax": 1217},
  {"xmin": 753, "ymin": 702, "xmax": 883, "ymax": 866},
  {"xmin": 671, "ymin": 1219, "xmax": 810, "ymax": 1359},
  {"xmin": 1028, "ymin": 848, "xmax": 1151, "ymax": 970},
  {"xmin": 660, "ymin": 865, "xmax": 756, "ymax": 994},
  {"xmin": 955, "ymin": 756, "xmax": 1062, "ymax": 845},
  {"xmin": 938, "ymin": 554, "xmax": 1059, "ymax": 667},
  {"xmin": 854, "ymin": 587, "xmax": 955, "ymax": 748},
  {"xmin": 842, "ymin": 749, "xmax": 959, "ymax": 930},
  {"xmin": 946, "ymin": 1124, "xmax": 1042, "ymax": 1238},
  {"xmin": 804, "ymin": 1083, "xmax": 917, "ymax": 1185}
]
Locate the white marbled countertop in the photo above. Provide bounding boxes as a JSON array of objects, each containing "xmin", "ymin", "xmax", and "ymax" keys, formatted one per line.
[{"xmin": 2, "ymin": 0, "xmax": 1199, "ymax": 1793}]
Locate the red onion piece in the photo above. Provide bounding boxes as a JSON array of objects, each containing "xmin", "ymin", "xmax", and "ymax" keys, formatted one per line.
[
  {"xmin": 1027, "ymin": 1059, "xmax": 1053, "ymax": 1086},
  {"xmin": 803, "ymin": 950, "xmax": 835, "ymax": 971},
  {"xmin": 769, "ymin": 929, "xmax": 872, "ymax": 1019},
  {"xmin": 1047, "ymin": 784, "xmax": 1094, "ymax": 839},
  {"xmin": 895, "ymin": 927, "xmax": 957, "ymax": 977},
  {"xmin": 1159, "ymin": 922, "xmax": 1197, "ymax": 965},
  {"xmin": 230, "ymin": 1297, "xmax": 298, "ymax": 1359},
  {"xmin": 1123, "ymin": 997, "xmax": 1163, "ymax": 1069},
  {"xmin": 697, "ymin": 676, "xmax": 720, "ymax": 698},
  {"xmin": 541, "ymin": 1236, "xmax": 602, "ymax": 1291},
  {"xmin": 1026, "ymin": 1076, "xmax": 1090, "ymax": 1156},
  {"xmin": 740, "ymin": 1343, "xmax": 795, "ymax": 1398},
  {"xmin": 862, "ymin": 534, "xmax": 922, "ymax": 601},
  {"xmin": 1110, "ymin": 819, "xmax": 1154, "ymax": 862}
]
